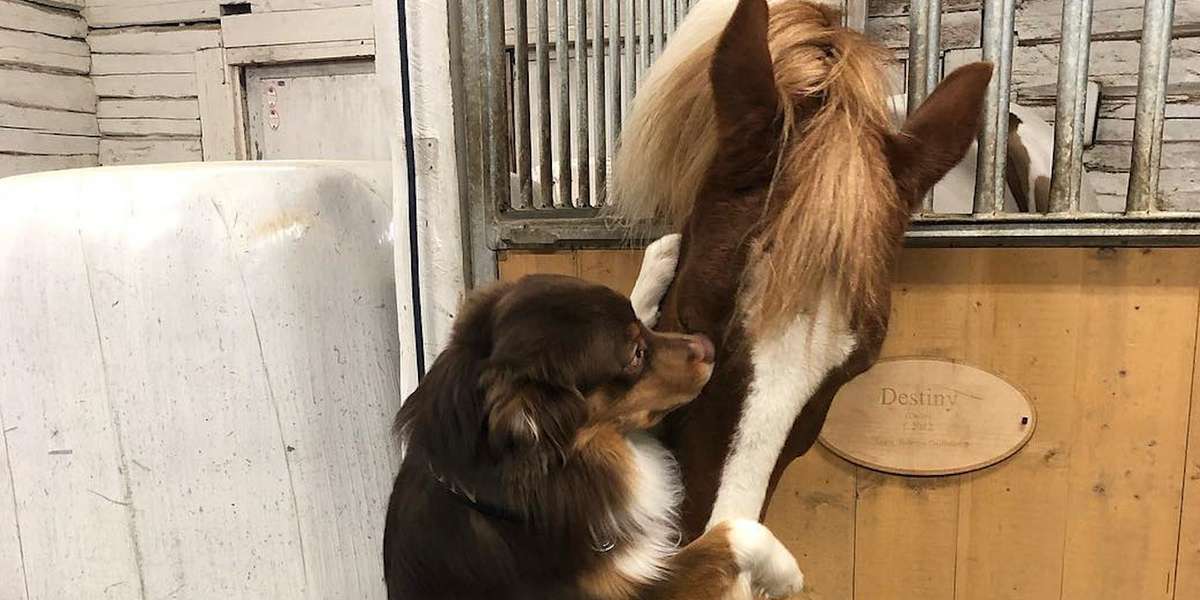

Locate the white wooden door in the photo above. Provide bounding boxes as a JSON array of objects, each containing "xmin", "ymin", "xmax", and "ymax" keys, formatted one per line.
[{"xmin": 245, "ymin": 60, "xmax": 390, "ymax": 161}]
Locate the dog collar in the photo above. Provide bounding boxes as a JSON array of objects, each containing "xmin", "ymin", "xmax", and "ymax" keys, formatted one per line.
[{"xmin": 427, "ymin": 466, "xmax": 527, "ymax": 523}]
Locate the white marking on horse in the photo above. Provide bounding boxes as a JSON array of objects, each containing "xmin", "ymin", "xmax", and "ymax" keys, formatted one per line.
[{"xmin": 706, "ymin": 288, "xmax": 856, "ymax": 527}]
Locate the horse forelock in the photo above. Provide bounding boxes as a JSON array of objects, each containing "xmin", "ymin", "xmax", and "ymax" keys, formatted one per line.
[{"xmin": 612, "ymin": 0, "xmax": 904, "ymax": 332}]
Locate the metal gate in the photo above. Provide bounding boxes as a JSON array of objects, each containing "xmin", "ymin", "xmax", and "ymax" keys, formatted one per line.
[{"xmin": 450, "ymin": 0, "xmax": 1193, "ymax": 275}]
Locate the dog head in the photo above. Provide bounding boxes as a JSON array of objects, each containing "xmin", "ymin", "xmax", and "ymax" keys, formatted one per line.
[{"xmin": 398, "ymin": 274, "xmax": 714, "ymax": 467}]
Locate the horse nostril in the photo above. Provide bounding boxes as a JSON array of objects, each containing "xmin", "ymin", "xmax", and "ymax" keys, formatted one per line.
[{"xmin": 687, "ymin": 335, "xmax": 715, "ymax": 364}]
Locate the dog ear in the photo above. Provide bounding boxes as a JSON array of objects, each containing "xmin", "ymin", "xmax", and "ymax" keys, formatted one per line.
[{"xmin": 483, "ymin": 372, "xmax": 588, "ymax": 459}]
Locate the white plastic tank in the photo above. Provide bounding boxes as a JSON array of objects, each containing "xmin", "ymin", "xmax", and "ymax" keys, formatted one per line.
[{"xmin": 0, "ymin": 161, "xmax": 400, "ymax": 599}]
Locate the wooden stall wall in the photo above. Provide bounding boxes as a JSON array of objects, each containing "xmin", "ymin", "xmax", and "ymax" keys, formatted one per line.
[
  {"xmin": 82, "ymin": 0, "xmax": 375, "ymax": 166},
  {"xmin": 0, "ymin": 0, "xmax": 98, "ymax": 178},
  {"xmin": 500, "ymin": 247, "xmax": 1200, "ymax": 600}
]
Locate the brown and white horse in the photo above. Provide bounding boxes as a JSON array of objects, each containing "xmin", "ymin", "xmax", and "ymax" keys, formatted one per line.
[{"xmin": 615, "ymin": 0, "xmax": 994, "ymax": 540}]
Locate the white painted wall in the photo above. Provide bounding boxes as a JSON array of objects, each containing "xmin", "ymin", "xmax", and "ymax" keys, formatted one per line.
[
  {"xmin": 376, "ymin": 0, "xmax": 467, "ymax": 393},
  {"xmin": 0, "ymin": 0, "xmax": 98, "ymax": 177}
]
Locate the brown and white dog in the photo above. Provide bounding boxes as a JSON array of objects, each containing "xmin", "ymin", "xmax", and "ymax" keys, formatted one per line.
[{"xmin": 383, "ymin": 274, "xmax": 806, "ymax": 600}]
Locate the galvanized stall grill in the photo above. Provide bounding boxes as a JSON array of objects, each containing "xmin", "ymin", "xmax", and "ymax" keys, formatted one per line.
[{"xmin": 451, "ymin": 0, "xmax": 1192, "ymax": 284}]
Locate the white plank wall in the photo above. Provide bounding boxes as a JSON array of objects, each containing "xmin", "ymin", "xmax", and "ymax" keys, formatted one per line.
[
  {"xmin": 0, "ymin": 0, "xmax": 97, "ymax": 178},
  {"xmin": 85, "ymin": 0, "xmax": 379, "ymax": 166}
]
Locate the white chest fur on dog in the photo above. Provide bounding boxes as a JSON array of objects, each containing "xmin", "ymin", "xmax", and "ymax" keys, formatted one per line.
[
  {"xmin": 611, "ymin": 433, "xmax": 685, "ymax": 584},
  {"xmin": 706, "ymin": 289, "xmax": 857, "ymax": 529}
]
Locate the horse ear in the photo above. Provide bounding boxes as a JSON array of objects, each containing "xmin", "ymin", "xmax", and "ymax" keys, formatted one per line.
[
  {"xmin": 711, "ymin": 0, "xmax": 779, "ymax": 173},
  {"xmin": 886, "ymin": 62, "xmax": 994, "ymax": 204}
]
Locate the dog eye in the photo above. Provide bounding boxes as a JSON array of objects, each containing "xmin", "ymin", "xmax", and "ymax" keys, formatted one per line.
[{"xmin": 625, "ymin": 343, "xmax": 646, "ymax": 373}]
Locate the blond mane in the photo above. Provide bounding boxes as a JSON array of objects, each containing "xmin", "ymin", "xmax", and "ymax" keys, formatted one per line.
[{"xmin": 611, "ymin": 0, "xmax": 902, "ymax": 331}]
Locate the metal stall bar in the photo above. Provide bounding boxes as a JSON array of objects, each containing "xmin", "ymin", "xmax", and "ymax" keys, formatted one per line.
[
  {"xmin": 556, "ymin": 0, "xmax": 573, "ymax": 207},
  {"xmin": 1126, "ymin": 0, "xmax": 1177, "ymax": 213},
  {"xmin": 907, "ymin": 0, "xmax": 941, "ymax": 213},
  {"xmin": 514, "ymin": 0, "xmax": 533, "ymax": 209},
  {"xmin": 624, "ymin": 0, "xmax": 637, "ymax": 114},
  {"xmin": 611, "ymin": 0, "xmax": 624, "ymax": 135},
  {"xmin": 641, "ymin": 0, "xmax": 652, "ymax": 69},
  {"xmin": 576, "ymin": 0, "xmax": 591, "ymax": 207},
  {"xmin": 536, "ymin": 0, "xmax": 554, "ymax": 208},
  {"xmin": 655, "ymin": 0, "xmax": 666, "ymax": 56},
  {"xmin": 1048, "ymin": 0, "xmax": 1094, "ymax": 213},
  {"xmin": 483, "ymin": 0, "xmax": 511, "ymax": 213},
  {"xmin": 594, "ymin": 0, "xmax": 608, "ymax": 205},
  {"xmin": 844, "ymin": 0, "xmax": 867, "ymax": 32},
  {"xmin": 973, "ymin": 0, "xmax": 1016, "ymax": 214},
  {"xmin": 666, "ymin": 0, "xmax": 677, "ymax": 33}
]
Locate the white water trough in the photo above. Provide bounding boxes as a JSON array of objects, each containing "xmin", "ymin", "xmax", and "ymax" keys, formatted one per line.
[{"xmin": 0, "ymin": 161, "xmax": 401, "ymax": 599}]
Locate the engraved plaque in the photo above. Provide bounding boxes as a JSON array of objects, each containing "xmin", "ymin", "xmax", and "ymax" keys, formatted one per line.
[{"xmin": 819, "ymin": 358, "xmax": 1036, "ymax": 476}]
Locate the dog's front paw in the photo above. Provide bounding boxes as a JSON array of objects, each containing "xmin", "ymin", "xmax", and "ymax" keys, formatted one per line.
[
  {"xmin": 725, "ymin": 519, "xmax": 805, "ymax": 598},
  {"xmin": 630, "ymin": 233, "xmax": 682, "ymax": 327}
]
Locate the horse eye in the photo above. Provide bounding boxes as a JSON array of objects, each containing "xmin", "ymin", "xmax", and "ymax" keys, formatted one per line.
[{"xmin": 626, "ymin": 343, "xmax": 645, "ymax": 373}]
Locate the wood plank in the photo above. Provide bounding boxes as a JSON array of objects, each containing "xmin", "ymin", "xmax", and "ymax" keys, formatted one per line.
[
  {"xmin": 0, "ymin": 152, "xmax": 94, "ymax": 177},
  {"xmin": 0, "ymin": 102, "xmax": 97, "ymax": 135},
  {"xmin": 0, "ymin": 0, "xmax": 87, "ymax": 39},
  {"xmin": 867, "ymin": 9, "xmax": 980, "ymax": 50},
  {"xmin": 97, "ymin": 98, "xmax": 199, "ymax": 119},
  {"xmin": 945, "ymin": 249, "xmax": 1088, "ymax": 600},
  {"xmin": 1178, "ymin": 306, "xmax": 1200, "ymax": 599},
  {"xmin": 1014, "ymin": 38, "xmax": 1200, "ymax": 94},
  {"xmin": 92, "ymin": 53, "xmax": 198, "ymax": 75},
  {"xmin": 251, "ymin": 0, "xmax": 368, "ymax": 11},
  {"xmin": 224, "ymin": 39, "xmax": 374, "ymax": 65},
  {"xmin": 855, "ymin": 471, "xmax": 960, "ymax": 599},
  {"xmin": 93, "ymin": 74, "xmax": 197, "ymax": 98},
  {"xmin": 496, "ymin": 251, "xmax": 578, "ymax": 281},
  {"xmin": 576, "ymin": 249, "xmax": 644, "ymax": 295},
  {"xmin": 99, "ymin": 136, "xmax": 201, "ymax": 164},
  {"xmin": 1086, "ymin": 143, "xmax": 1200, "ymax": 173},
  {"xmin": 84, "ymin": 0, "xmax": 221, "ymax": 28},
  {"xmin": 194, "ymin": 47, "xmax": 237, "ymax": 160},
  {"xmin": 0, "ymin": 127, "xmax": 97, "ymax": 154},
  {"xmin": 98, "ymin": 118, "xmax": 200, "ymax": 136},
  {"xmin": 1097, "ymin": 118, "xmax": 1200, "ymax": 143},
  {"xmin": 0, "ymin": 68, "xmax": 94, "ymax": 112},
  {"xmin": 220, "ymin": 6, "xmax": 373, "ymax": 48},
  {"xmin": 87, "ymin": 25, "xmax": 221, "ymax": 54},
  {"xmin": 24, "ymin": 0, "xmax": 83, "ymax": 9},
  {"xmin": 1059, "ymin": 249, "xmax": 1199, "ymax": 600},
  {"xmin": 0, "ymin": 28, "xmax": 91, "ymax": 73},
  {"xmin": 867, "ymin": 0, "xmax": 980, "ymax": 17},
  {"xmin": 1015, "ymin": 0, "xmax": 1200, "ymax": 45},
  {"xmin": 763, "ymin": 446, "xmax": 856, "ymax": 600}
]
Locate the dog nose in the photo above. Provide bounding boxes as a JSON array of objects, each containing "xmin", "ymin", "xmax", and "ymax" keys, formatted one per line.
[{"xmin": 687, "ymin": 335, "xmax": 715, "ymax": 364}]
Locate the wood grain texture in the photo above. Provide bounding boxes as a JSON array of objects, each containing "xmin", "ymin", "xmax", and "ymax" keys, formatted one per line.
[
  {"xmin": 0, "ymin": 126, "xmax": 97, "ymax": 154},
  {"xmin": 0, "ymin": 0, "xmax": 87, "ymax": 39},
  {"xmin": 97, "ymin": 98, "xmax": 200, "ymax": 120},
  {"xmin": 86, "ymin": 25, "xmax": 221, "ymax": 54},
  {"xmin": 99, "ymin": 137, "xmax": 201, "ymax": 164},
  {"xmin": 0, "ymin": 102, "xmax": 98, "ymax": 135},
  {"xmin": 0, "ymin": 153, "xmax": 95, "ymax": 178},
  {"xmin": 194, "ymin": 47, "xmax": 237, "ymax": 160},
  {"xmin": 93, "ymin": 73, "xmax": 197, "ymax": 98},
  {"xmin": 84, "ymin": 0, "xmax": 221, "ymax": 28},
  {"xmin": 1178, "ymin": 309, "xmax": 1200, "ymax": 599},
  {"xmin": 92, "ymin": 53, "xmax": 198, "ymax": 75},
  {"xmin": 220, "ymin": 5, "xmax": 373, "ymax": 48},
  {"xmin": 0, "ymin": 28, "xmax": 91, "ymax": 73},
  {"xmin": 98, "ymin": 117, "xmax": 201, "ymax": 136}
]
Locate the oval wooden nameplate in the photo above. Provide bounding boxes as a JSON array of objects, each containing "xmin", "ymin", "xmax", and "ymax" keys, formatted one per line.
[{"xmin": 818, "ymin": 358, "xmax": 1036, "ymax": 476}]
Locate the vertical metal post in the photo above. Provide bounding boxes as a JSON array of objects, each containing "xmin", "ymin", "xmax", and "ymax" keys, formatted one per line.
[
  {"xmin": 641, "ymin": 0, "xmax": 652, "ymax": 68},
  {"xmin": 555, "ymin": 0, "xmax": 572, "ymax": 207},
  {"xmin": 1126, "ymin": 0, "xmax": 1176, "ymax": 213},
  {"xmin": 536, "ymin": 0, "xmax": 554, "ymax": 208},
  {"xmin": 513, "ymin": 0, "xmax": 533, "ymax": 209},
  {"xmin": 610, "ymin": 0, "xmax": 623, "ymax": 136},
  {"xmin": 974, "ymin": 0, "xmax": 1016, "ymax": 214},
  {"xmin": 654, "ymin": 0, "xmax": 665, "ymax": 57},
  {"xmin": 482, "ymin": 0, "xmax": 511, "ymax": 214},
  {"xmin": 1048, "ymin": 0, "xmax": 1094, "ymax": 213},
  {"xmin": 907, "ymin": 0, "xmax": 941, "ymax": 213},
  {"xmin": 593, "ymin": 0, "xmax": 608, "ymax": 206},
  {"xmin": 666, "ymin": 0, "xmax": 677, "ymax": 34},
  {"xmin": 624, "ymin": 0, "xmax": 637, "ymax": 113},
  {"xmin": 575, "ymin": 0, "xmax": 591, "ymax": 207},
  {"xmin": 844, "ymin": 0, "xmax": 867, "ymax": 32}
]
